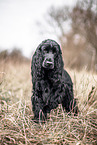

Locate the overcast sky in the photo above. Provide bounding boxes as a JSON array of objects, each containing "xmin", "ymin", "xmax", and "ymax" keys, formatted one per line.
[{"xmin": 0, "ymin": 0, "xmax": 77, "ymax": 58}]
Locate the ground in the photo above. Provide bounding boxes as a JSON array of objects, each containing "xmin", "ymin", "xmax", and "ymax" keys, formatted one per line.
[{"xmin": 0, "ymin": 61, "xmax": 97, "ymax": 144}]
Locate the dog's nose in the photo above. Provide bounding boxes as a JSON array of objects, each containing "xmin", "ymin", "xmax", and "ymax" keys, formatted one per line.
[
  {"xmin": 46, "ymin": 61, "xmax": 53, "ymax": 65},
  {"xmin": 46, "ymin": 61, "xmax": 53, "ymax": 67},
  {"xmin": 42, "ymin": 58, "xmax": 54, "ymax": 69}
]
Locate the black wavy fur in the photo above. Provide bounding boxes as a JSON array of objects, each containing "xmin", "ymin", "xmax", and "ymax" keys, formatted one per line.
[{"xmin": 31, "ymin": 39, "xmax": 78, "ymax": 123}]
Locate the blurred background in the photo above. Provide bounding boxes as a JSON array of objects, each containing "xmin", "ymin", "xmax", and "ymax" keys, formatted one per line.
[{"xmin": 0, "ymin": 0, "xmax": 97, "ymax": 72}]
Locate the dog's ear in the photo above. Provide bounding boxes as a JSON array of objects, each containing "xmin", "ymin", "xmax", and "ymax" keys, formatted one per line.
[
  {"xmin": 31, "ymin": 43, "xmax": 43, "ymax": 82},
  {"xmin": 55, "ymin": 44, "xmax": 64, "ymax": 73}
]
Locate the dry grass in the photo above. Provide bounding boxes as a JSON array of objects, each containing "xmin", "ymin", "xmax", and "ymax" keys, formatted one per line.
[{"xmin": 0, "ymin": 62, "xmax": 97, "ymax": 145}]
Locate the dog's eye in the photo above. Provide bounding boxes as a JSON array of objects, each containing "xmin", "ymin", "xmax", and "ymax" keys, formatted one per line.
[
  {"xmin": 44, "ymin": 49, "xmax": 49, "ymax": 53},
  {"xmin": 53, "ymin": 49, "xmax": 56, "ymax": 53},
  {"xmin": 43, "ymin": 48, "xmax": 49, "ymax": 53},
  {"xmin": 52, "ymin": 47, "xmax": 56, "ymax": 53}
]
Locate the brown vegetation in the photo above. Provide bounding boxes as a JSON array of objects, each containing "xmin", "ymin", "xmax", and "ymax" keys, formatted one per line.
[
  {"xmin": 0, "ymin": 49, "xmax": 29, "ymax": 65},
  {"xmin": 0, "ymin": 61, "xmax": 97, "ymax": 144},
  {"xmin": 46, "ymin": 0, "xmax": 97, "ymax": 71}
]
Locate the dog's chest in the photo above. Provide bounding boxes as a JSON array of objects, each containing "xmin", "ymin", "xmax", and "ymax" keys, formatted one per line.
[
  {"xmin": 41, "ymin": 80, "xmax": 51, "ymax": 103},
  {"xmin": 43, "ymin": 85, "xmax": 50, "ymax": 103}
]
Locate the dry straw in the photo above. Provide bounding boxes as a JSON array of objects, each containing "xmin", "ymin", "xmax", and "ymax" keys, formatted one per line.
[{"xmin": 0, "ymin": 62, "xmax": 97, "ymax": 144}]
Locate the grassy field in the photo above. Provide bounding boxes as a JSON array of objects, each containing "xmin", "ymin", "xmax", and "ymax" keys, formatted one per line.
[{"xmin": 0, "ymin": 62, "xmax": 97, "ymax": 145}]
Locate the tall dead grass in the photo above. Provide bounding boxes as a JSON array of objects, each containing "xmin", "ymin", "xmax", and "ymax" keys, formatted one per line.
[{"xmin": 0, "ymin": 62, "xmax": 97, "ymax": 144}]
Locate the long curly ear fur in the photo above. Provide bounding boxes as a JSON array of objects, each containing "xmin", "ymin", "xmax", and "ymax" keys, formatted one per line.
[
  {"xmin": 55, "ymin": 44, "xmax": 64, "ymax": 75},
  {"xmin": 31, "ymin": 43, "xmax": 43, "ymax": 83}
]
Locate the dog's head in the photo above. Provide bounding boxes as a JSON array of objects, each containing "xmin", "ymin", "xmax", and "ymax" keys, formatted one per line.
[
  {"xmin": 31, "ymin": 39, "xmax": 64, "ymax": 82},
  {"xmin": 38, "ymin": 39, "xmax": 63, "ymax": 70},
  {"xmin": 32, "ymin": 39, "xmax": 64, "ymax": 80}
]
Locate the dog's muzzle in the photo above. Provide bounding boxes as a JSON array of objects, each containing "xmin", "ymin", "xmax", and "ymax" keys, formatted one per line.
[{"xmin": 42, "ymin": 53, "xmax": 54, "ymax": 69}]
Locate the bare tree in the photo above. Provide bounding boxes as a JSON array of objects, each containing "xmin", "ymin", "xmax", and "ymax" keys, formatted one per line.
[
  {"xmin": 46, "ymin": 0, "xmax": 97, "ymax": 71},
  {"xmin": 71, "ymin": 0, "xmax": 97, "ymax": 70}
]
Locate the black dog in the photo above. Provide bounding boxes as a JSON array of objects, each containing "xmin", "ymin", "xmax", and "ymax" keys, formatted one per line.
[{"xmin": 31, "ymin": 39, "xmax": 78, "ymax": 122}]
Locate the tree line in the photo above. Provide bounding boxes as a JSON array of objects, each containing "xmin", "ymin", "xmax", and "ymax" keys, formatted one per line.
[{"xmin": 45, "ymin": 0, "xmax": 97, "ymax": 71}]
